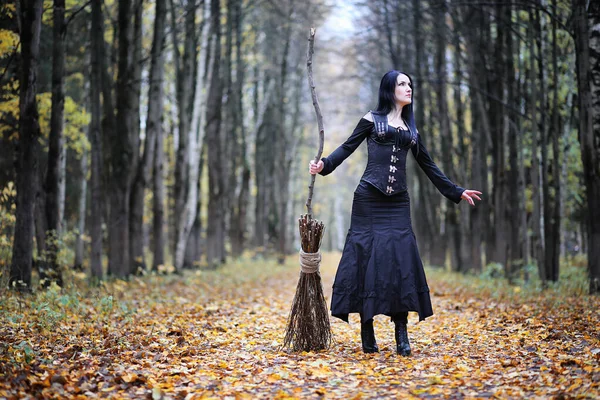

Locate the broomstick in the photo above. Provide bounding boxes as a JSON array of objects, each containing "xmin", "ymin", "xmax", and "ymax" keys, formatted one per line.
[{"xmin": 282, "ymin": 28, "xmax": 332, "ymax": 352}]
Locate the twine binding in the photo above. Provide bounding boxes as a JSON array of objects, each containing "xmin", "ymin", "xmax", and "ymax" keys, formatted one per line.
[{"xmin": 299, "ymin": 249, "xmax": 321, "ymax": 274}]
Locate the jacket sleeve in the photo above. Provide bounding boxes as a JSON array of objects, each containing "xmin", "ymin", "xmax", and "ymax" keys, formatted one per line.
[
  {"xmin": 411, "ymin": 133, "xmax": 464, "ymax": 204},
  {"xmin": 319, "ymin": 118, "xmax": 372, "ymax": 176}
]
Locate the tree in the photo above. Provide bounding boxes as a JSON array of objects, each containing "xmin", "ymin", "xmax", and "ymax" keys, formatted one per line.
[
  {"xmin": 205, "ymin": 0, "xmax": 225, "ymax": 268},
  {"xmin": 130, "ymin": 0, "xmax": 167, "ymax": 272},
  {"xmin": 89, "ymin": 0, "xmax": 106, "ymax": 282},
  {"xmin": 10, "ymin": 0, "xmax": 44, "ymax": 290},
  {"xmin": 42, "ymin": 0, "xmax": 67, "ymax": 287},
  {"xmin": 172, "ymin": 0, "xmax": 198, "ymax": 271},
  {"xmin": 108, "ymin": 0, "xmax": 136, "ymax": 278},
  {"xmin": 228, "ymin": 0, "xmax": 249, "ymax": 258},
  {"xmin": 572, "ymin": 0, "xmax": 600, "ymax": 294},
  {"xmin": 127, "ymin": 0, "xmax": 145, "ymax": 274}
]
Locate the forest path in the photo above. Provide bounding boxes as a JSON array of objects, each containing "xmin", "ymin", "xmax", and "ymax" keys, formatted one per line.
[{"xmin": 1, "ymin": 252, "xmax": 599, "ymax": 399}]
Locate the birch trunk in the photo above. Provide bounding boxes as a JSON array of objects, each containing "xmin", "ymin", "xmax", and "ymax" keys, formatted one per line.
[
  {"xmin": 174, "ymin": 0, "xmax": 211, "ymax": 271},
  {"xmin": 172, "ymin": 0, "xmax": 197, "ymax": 271},
  {"xmin": 130, "ymin": 0, "xmax": 167, "ymax": 272}
]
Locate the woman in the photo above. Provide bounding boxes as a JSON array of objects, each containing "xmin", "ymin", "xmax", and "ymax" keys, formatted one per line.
[{"xmin": 309, "ymin": 70, "xmax": 481, "ymax": 356}]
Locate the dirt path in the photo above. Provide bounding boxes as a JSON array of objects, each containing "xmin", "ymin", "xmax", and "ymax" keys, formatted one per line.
[{"xmin": 1, "ymin": 252, "xmax": 599, "ymax": 398}]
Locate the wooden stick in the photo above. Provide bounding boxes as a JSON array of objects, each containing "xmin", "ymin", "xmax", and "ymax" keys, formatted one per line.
[{"xmin": 305, "ymin": 27, "xmax": 325, "ymax": 216}]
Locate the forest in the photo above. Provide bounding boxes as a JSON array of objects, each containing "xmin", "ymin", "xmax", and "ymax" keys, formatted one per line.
[
  {"xmin": 0, "ymin": 0, "xmax": 599, "ymax": 398},
  {"xmin": 1, "ymin": 0, "xmax": 599, "ymax": 291}
]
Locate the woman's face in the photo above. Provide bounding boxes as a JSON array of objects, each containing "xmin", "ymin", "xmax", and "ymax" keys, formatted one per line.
[{"xmin": 394, "ymin": 74, "xmax": 412, "ymax": 106}]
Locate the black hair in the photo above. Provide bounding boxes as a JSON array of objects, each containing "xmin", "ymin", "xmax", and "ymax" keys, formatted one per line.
[{"xmin": 374, "ymin": 70, "xmax": 419, "ymax": 154}]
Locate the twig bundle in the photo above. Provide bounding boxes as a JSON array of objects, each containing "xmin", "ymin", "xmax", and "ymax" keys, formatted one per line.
[
  {"xmin": 282, "ymin": 215, "xmax": 331, "ymax": 352},
  {"xmin": 281, "ymin": 28, "xmax": 332, "ymax": 352}
]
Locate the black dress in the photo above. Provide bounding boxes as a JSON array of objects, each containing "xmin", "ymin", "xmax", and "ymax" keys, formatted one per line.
[{"xmin": 319, "ymin": 116, "xmax": 464, "ymax": 323}]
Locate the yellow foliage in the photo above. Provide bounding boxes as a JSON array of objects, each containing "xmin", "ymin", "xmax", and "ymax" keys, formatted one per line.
[
  {"xmin": 1, "ymin": 3, "xmax": 16, "ymax": 18},
  {"xmin": 64, "ymin": 97, "xmax": 91, "ymax": 155},
  {"xmin": 39, "ymin": 7, "xmax": 48, "ymax": 25},
  {"xmin": 0, "ymin": 29, "xmax": 19, "ymax": 56},
  {"xmin": 0, "ymin": 182, "xmax": 16, "ymax": 249},
  {"xmin": 36, "ymin": 92, "xmax": 52, "ymax": 134},
  {"xmin": 0, "ymin": 253, "xmax": 598, "ymax": 398},
  {"xmin": 37, "ymin": 94, "xmax": 91, "ymax": 155},
  {"xmin": 0, "ymin": 84, "xmax": 18, "ymax": 137},
  {"xmin": 0, "ymin": 91, "xmax": 90, "ymax": 156}
]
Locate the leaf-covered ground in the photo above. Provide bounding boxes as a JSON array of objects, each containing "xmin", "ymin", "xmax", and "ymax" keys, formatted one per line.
[{"xmin": 1, "ymin": 252, "xmax": 599, "ymax": 399}]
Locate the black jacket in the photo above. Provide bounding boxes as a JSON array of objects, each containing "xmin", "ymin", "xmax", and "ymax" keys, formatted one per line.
[{"xmin": 319, "ymin": 115, "xmax": 465, "ymax": 203}]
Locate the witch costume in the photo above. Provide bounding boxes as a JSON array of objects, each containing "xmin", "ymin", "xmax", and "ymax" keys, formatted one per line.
[{"xmin": 319, "ymin": 111, "xmax": 464, "ymax": 325}]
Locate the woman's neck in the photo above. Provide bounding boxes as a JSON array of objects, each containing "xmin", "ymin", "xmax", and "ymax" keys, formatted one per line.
[{"xmin": 389, "ymin": 105, "xmax": 404, "ymax": 120}]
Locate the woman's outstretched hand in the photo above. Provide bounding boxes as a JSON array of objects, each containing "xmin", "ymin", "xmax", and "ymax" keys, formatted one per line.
[
  {"xmin": 461, "ymin": 189, "xmax": 482, "ymax": 206},
  {"xmin": 309, "ymin": 159, "xmax": 324, "ymax": 175}
]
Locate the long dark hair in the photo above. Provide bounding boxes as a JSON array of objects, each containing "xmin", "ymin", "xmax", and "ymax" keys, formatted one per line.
[{"xmin": 374, "ymin": 70, "xmax": 418, "ymax": 137}]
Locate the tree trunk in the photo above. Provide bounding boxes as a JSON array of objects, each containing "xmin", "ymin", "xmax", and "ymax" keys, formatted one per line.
[
  {"xmin": 573, "ymin": 0, "xmax": 600, "ymax": 294},
  {"xmin": 529, "ymin": 10, "xmax": 545, "ymax": 285},
  {"xmin": 546, "ymin": 0, "xmax": 561, "ymax": 282},
  {"xmin": 58, "ymin": 143, "xmax": 66, "ymax": 233},
  {"xmin": 172, "ymin": 0, "xmax": 197, "ymax": 271},
  {"xmin": 411, "ymin": 0, "xmax": 434, "ymax": 266},
  {"xmin": 74, "ymin": 58, "xmax": 90, "ymax": 271},
  {"xmin": 505, "ymin": 1, "xmax": 521, "ymax": 279},
  {"xmin": 89, "ymin": 0, "xmax": 105, "ymax": 282},
  {"xmin": 153, "ymin": 121, "xmax": 166, "ymax": 272},
  {"xmin": 463, "ymin": 4, "xmax": 491, "ymax": 273},
  {"xmin": 434, "ymin": 0, "xmax": 455, "ymax": 270},
  {"xmin": 128, "ymin": 0, "xmax": 145, "ymax": 275},
  {"xmin": 109, "ymin": 0, "xmax": 135, "ymax": 278},
  {"xmin": 100, "ymin": 2, "xmax": 117, "ymax": 251},
  {"xmin": 184, "ymin": 143, "xmax": 205, "ymax": 268},
  {"xmin": 34, "ymin": 184, "xmax": 47, "ymax": 259},
  {"xmin": 130, "ymin": 0, "xmax": 166, "ymax": 273},
  {"xmin": 174, "ymin": 0, "xmax": 210, "ymax": 271},
  {"xmin": 489, "ymin": 3, "xmax": 508, "ymax": 270},
  {"xmin": 42, "ymin": 0, "xmax": 67, "ymax": 287},
  {"xmin": 535, "ymin": 4, "xmax": 552, "ymax": 285},
  {"xmin": 222, "ymin": 0, "xmax": 236, "ymax": 248},
  {"xmin": 275, "ymin": 5, "xmax": 294, "ymax": 264},
  {"xmin": 451, "ymin": 7, "xmax": 470, "ymax": 273},
  {"xmin": 383, "ymin": 0, "xmax": 399, "ymax": 67},
  {"xmin": 515, "ymin": 11, "xmax": 530, "ymax": 276},
  {"xmin": 74, "ymin": 140, "xmax": 87, "ymax": 271},
  {"xmin": 253, "ymin": 80, "xmax": 274, "ymax": 252},
  {"xmin": 205, "ymin": 0, "xmax": 225, "ymax": 268},
  {"xmin": 229, "ymin": 0, "xmax": 249, "ymax": 258},
  {"xmin": 10, "ymin": 0, "xmax": 44, "ymax": 290}
]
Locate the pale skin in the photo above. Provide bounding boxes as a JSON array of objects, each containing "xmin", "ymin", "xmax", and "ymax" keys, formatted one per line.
[{"xmin": 309, "ymin": 73, "xmax": 483, "ymax": 206}]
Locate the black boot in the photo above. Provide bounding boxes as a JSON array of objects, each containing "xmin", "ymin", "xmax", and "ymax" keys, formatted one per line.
[
  {"xmin": 360, "ymin": 319, "xmax": 379, "ymax": 353},
  {"xmin": 394, "ymin": 320, "xmax": 411, "ymax": 356}
]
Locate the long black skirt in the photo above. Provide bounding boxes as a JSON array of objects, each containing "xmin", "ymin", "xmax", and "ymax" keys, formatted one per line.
[{"xmin": 330, "ymin": 180, "xmax": 433, "ymax": 323}]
